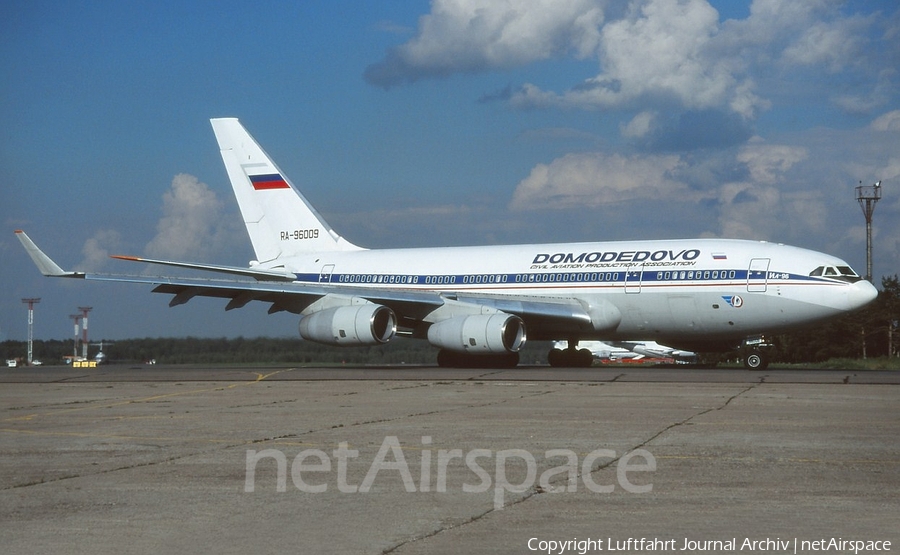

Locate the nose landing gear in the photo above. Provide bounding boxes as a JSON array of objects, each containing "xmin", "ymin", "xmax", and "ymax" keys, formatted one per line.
[{"xmin": 740, "ymin": 336, "xmax": 772, "ymax": 370}]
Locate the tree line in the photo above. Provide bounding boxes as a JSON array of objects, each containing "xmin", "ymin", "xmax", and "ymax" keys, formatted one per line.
[{"xmin": 3, "ymin": 276, "xmax": 897, "ymax": 366}]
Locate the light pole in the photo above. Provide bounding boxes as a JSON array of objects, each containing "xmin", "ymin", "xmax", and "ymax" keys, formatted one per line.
[
  {"xmin": 78, "ymin": 306, "xmax": 93, "ymax": 359},
  {"xmin": 21, "ymin": 298, "xmax": 40, "ymax": 365},
  {"xmin": 69, "ymin": 315, "xmax": 82, "ymax": 360},
  {"xmin": 855, "ymin": 180, "xmax": 881, "ymax": 282}
]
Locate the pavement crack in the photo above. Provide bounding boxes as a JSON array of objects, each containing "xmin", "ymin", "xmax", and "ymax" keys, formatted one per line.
[
  {"xmin": 382, "ymin": 507, "xmax": 497, "ymax": 554},
  {"xmin": 50, "ymin": 374, "xmax": 92, "ymax": 383},
  {"xmin": 468, "ymin": 370, "xmax": 504, "ymax": 380},
  {"xmin": 637, "ymin": 383, "xmax": 757, "ymax": 448},
  {"xmin": 342, "ymin": 388, "xmax": 559, "ymax": 430},
  {"xmin": 382, "ymin": 384, "xmax": 761, "ymax": 552}
]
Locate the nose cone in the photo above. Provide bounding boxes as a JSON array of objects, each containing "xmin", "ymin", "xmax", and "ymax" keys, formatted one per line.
[{"xmin": 849, "ymin": 280, "xmax": 879, "ymax": 310}]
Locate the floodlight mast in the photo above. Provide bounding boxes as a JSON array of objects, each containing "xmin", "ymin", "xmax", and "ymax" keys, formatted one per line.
[
  {"xmin": 21, "ymin": 298, "xmax": 40, "ymax": 365},
  {"xmin": 69, "ymin": 315, "xmax": 82, "ymax": 359},
  {"xmin": 78, "ymin": 306, "xmax": 93, "ymax": 359},
  {"xmin": 855, "ymin": 181, "xmax": 882, "ymax": 282}
]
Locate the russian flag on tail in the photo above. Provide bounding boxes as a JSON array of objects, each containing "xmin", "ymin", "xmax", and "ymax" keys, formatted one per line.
[{"xmin": 249, "ymin": 173, "xmax": 290, "ymax": 190}]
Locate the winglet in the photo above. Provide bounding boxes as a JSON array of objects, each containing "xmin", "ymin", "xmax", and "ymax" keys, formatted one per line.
[{"xmin": 15, "ymin": 230, "xmax": 84, "ymax": 277}]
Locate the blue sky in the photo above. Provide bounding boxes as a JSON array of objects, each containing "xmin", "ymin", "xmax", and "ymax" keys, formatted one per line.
[{"xmin": 2, "ymin": 0, "xmax": 899, "ymax": 343}]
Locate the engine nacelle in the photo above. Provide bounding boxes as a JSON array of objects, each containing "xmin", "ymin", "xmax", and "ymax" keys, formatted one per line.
[
  {"xmin": 427, "ymin": 314, "xmax": 526, "ymax": 354},
  {"xmin": 299, "ymin": 304, "xmax": 397, "ymax": 346}
]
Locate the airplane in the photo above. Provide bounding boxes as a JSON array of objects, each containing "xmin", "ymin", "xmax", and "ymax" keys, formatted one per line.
[
  {"xmin": 16, "ymin": 118, "xmax": 878, "ymax": 370},
  {"xmin": 552, "ymin": 340, "xmax": 698, "ymax": 364}
]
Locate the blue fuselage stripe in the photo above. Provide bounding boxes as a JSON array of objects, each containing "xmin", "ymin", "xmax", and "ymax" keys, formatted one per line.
[{"xmin": 292, "ymin": 268, "xmax": 839, "ymax": 288}]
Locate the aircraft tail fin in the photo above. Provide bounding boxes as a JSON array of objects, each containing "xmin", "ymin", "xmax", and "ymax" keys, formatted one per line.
[{"xmin": 210, "ymin": 118, "xmax": 361, "ymax": 263}]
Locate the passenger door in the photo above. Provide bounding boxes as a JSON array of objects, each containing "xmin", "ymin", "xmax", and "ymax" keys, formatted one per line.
[
  {"xmin": 747, "ymin": 258, "xmax": 769, "ymax": 292},
  {"xmin": 319, "ymin": 264, "xmax": 335, "ymax": 283},
  {"xmin": 625, "ymin": 265, "xmax": 643, "ymax": 294}
]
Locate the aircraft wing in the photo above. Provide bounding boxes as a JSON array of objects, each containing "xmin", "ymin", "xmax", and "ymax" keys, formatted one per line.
[
  {"xmin": 16, "ymin": 231, "xmax": 595, "ymax": 335},
  {"xmin": 109, "ymin": 255, "xmax": 298, "ymax": 282},
  {"xmin": 17, "ymin": 230, "xmax": 295, "ymax": 282}
]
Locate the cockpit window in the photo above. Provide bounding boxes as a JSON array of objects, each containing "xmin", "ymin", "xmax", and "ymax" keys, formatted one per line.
[{"xmin": 809, "ymin": 265, "xmax": 862, "ymax": 283}]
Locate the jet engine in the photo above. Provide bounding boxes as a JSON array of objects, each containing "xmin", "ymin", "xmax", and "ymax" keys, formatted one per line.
[
  {"xmin": 427, "ymin": 314, "xmax": 526, "ymax": 354},
  {"xmin": 299, "ymin": 304, "xmax": 397, "ymax": 346}
]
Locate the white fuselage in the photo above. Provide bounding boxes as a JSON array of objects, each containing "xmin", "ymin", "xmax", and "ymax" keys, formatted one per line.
[{"xmin": 266, "ymin": 237, "xmax": 876, "ymax": 345}]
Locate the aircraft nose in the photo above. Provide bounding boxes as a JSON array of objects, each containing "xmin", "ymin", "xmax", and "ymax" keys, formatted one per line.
[{"xmin": 849, "ymin": 280, "xmax": 878, "ymax": 310}]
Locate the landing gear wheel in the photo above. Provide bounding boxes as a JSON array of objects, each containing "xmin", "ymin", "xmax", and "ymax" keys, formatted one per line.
[
  {"xmin": 548, "ymin": 348, "xmax": 564, "ymax": 367},
  {"xmin": 577, "ymin": 348, "xmax": 594, "ymax": 367},
  {"xmin": 743, "ymin": 349, "xmax": 768, "ymax": 370}
]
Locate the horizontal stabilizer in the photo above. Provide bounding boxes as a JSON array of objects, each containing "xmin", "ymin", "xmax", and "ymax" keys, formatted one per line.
[{"xmin": 15, "ymin": 231, "xmax": 84, "ymax": 278}]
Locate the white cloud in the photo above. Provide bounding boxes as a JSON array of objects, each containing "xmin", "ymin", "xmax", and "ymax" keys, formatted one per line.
[
  {"xmin": 365, "ymin": 0, "xmax": 604, "ymax": 87},
  {"xmin": 716, "ymin": 182, "xmax": 781, "ymax": 239},
  {"xmin": 578, "ymin": 0, "xmax": 731, "ymax": 106},
  {"xmin": 508, "ymin": 137, "xmax": 810, "ymax": 225},
  {"xmin": 76, "ymin": 229, "xmax": 123, "ymax": 271},
  {"xmin": 715, "ymin": 183, "xmax": 828, "ymax": 242},
  {"xmin": 880, "ymin": 157, "xmax": 900, "ymax": 185},
  {"xmin": 144, "ymin": 174, "xmax": 235, "ymax": 261},
  {"xmin": 871, "ymin": 109, "xmax": 900, "ymax": 132},
  {"xmin": 508, "ymin": 0, "xmax": 772, "ymax": 118},
  {"xmin": 620, "ymin": 111, "xmax": 657, "ymax": 138},
  {"xmin": 781, "ymin": 18, "xmax": 865, "ymax": 73},
  {"xmin": 509, "ymin": 151, "xmax": 692, "ymax": 210},
  {"xmin": 736, "ymin": 143, "xmax": 808, "ymax": 185},
  {"xmin": 832, "ymin": 69, "xmax": 895, "ymax": 114},
  {"xmin": 370, "ymin": 0, "xmax": 890, "ymax": 124},
  {"xmin": 508, "ymin": 138, "xmax": 822, "ymax": 243}
]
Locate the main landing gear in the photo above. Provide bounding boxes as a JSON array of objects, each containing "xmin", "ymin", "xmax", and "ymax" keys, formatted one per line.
[
  {"xmin": 739, "ymin": 336, "xmax": 773, "ymax": 370},
  {"xmin": 548, "ymin": 341, "xmax": 594, "ymax": 368}
]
